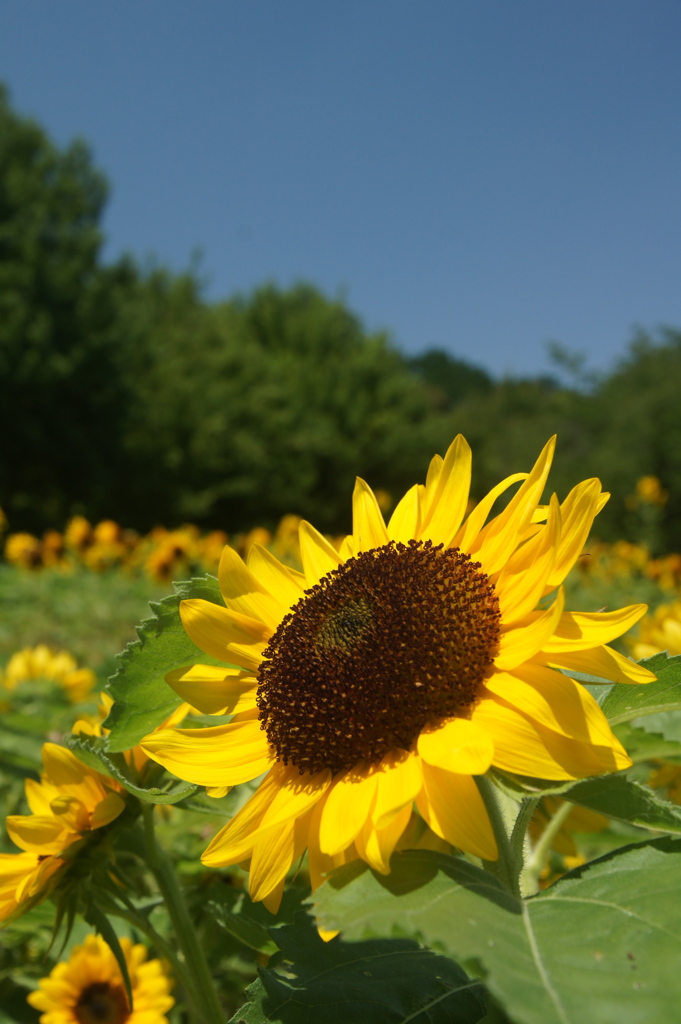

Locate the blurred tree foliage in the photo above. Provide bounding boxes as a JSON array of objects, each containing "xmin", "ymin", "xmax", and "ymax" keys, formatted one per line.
[{"xmin": 2, "ymin": 86, "xmax": 681, "ymax": 549}]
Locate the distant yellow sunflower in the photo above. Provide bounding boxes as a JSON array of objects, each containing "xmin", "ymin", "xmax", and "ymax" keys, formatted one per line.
[
  {"xmin": 142, "ymin": 436, "xmax": 654, "ymax": 911},
  {"xmin": 27, "ymin": 933, "xmax": 174, "ymax": 1024}
]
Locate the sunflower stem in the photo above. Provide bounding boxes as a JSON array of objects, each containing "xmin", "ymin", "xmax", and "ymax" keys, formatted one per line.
[
  {"xmin": 475, "ymin": 776, "xmax": 537, "ymax": 899},
  {"xmin": 142, "ymin": 804, "xmax": 224, "ymax": 1024},
  {"xmin": 521, "ymin": 799, "xmax": 575, "ymax": 896}
]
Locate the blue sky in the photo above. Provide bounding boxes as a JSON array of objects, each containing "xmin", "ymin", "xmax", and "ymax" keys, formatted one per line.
[{"xmin": 1, "ymin": 1, "xmax": 680, "ymax": 377}]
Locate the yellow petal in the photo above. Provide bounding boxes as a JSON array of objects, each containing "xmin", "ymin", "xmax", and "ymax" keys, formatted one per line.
[
  {"xmin": 545, "ymin": 479, "xmax": 604, "ymax": 588},
  {"xmin": 249, "ymin": 810, "xmax": 312, "ymax": 903},
  {"xmin": 473, "ymin": 696, "xmax": 630, "ymax": 779},
  {"xmin": 319, "ymin": 767, "xmax": 379, "ymax": 856},
  {"xmin": 41, "ymin": 743, "xmax": 90, "ymax": 787},
  {"xmin": 180, "ymin": 599, "xmax": 268, "ymax": 671},
  {"xmin": 494, "ymin": 493, "xmax": 561, "ymax": 623},
  {"xmin": 483, "ymin": 665, "xmax": 617, "ymax": 747},
  {"xmin": 538, "ymin": 645, "xmax": 657, "ymax": 685},
  {"xmin": 541, "ymin": 605, "xmax": 648, "ymax": 653},
  {"xmin": 90, "ymin": 792, "xmax": 126, "ymax": 829},
  {"xmin": 470, "ymin": 437, "xmax": 556, "ymax": 576},
  {"xmin": 387, "ymin": 485, "xmax": 421, "ymax": 544},
  {"xmin": 352, "ymin": 478, "xmax": 389, "ymax": 551},
  {"xmin": 495, "ymin": 588, "xmax": 565, "ymax": 670},
  {"xmin": 453, "ymin": 473, "xmax": 528, "ymax": 553},
  {"xmin": 417, "ymin": 764, "xmax": 497, "ymax": 861},
  {"xmin": 24, "ymin": 779, "xmax": 55, "ymax": 817},
  {"xmin": 247, "ymin": 543, "xmax": 306, "ymax": 611},
  {"xmin": 418, "ymin": 717, "xmax": 494, "ymax": 775},
  {"xmin": 257, "ymin": 763, "xmax": 331, "ymax": 833},
  {"xmin": 371, "ymin": 751, "xmax": 423, "ymax": 830},
  {"xmin": 201, "ymin": 770, "xmax": 281, "ymax": 866},
  {"xmin": 141, "ymin": 718, "xmax": 272, "ymax": 787},
  {"xmin": 424, "ymin": 454, "xmax": 443, "ymax": 508},
  {"xmin": 165, "ymin": 664, "xmax": 258, "ymax": 715},
  {"xmin": 419, "ymin": 435, "xmax": 472, "ymax": 546},
  {"xmin": 5, "ymin": 815, "xmax": 73, "ymax": 855},
  {"xmin": 299, "ymin": 520, "xmax": 342, "ymax": 586},
  {"xmin": 218, "ymin": 545, "xmax": 286, "ymax": 628},
  {"xmin": 355, "ymin": 803, "xmax": 412, "ymax": 874}
]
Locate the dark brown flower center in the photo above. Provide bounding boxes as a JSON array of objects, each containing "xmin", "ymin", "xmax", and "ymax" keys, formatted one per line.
[
  {"xmin": 257, "ymin": 540, "xmax": 500, "ymax": 775},
  {"xmin": 74, "ymin": 982, "xmax": 130, "ymax": 1024}
]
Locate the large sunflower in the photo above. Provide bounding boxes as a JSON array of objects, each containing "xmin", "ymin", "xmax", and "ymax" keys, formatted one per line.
[
  {"xmin": 142, "ymin": 436, "xmax": 654, "ymax": 911},
  {"xmin": 27, "ymin": 934, "xmax": 174, "ymax": 1024}
]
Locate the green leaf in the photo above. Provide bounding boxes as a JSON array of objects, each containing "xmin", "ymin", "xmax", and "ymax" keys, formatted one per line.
[
  {"xmin": 613, "ymin": 721, "xmax": 681, "ymax": 762},
  {"xmin": 67, "ymin": 732, "xmax": 198, "ymax": 804},
  {"xmin": 636, "ymin": 707, "xmax": 681, "ymax": 743},
  {"xmin": 206, "ymin": 887, "xmax": 311, "ymax": 956},
  {"xmin": 565, "ymin": 774, "xmax": 681, "ymax": 833},
  {"xmin": 230, "ymin": 913, "xmax": 486, "ymax": 1024},
  {"xmin": 83, "ymin": 899, "xmax": 134, "ymax": 1009},
  {"xmin": 104, "ymin": 575, "xmax": 225, "ymax": 751},
  {"xmin": 313, "ymin": 840, "xmax": 681, "ymax": 1024},
  {"xmin": 601, "ymin": 653, "xmax": 681, "ymax": 725}
]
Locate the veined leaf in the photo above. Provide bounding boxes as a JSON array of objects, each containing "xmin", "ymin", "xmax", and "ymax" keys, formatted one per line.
[
  {"xmin": 67, "ymin": 732, "xmax": 198, "ymax": 805},
  {"xmin": 104, "ymin": 575, "xmax": 225, "ymax": 751},
  {"xmin": 313, "ymin": 840, "xmax": 681, "ymax": 1024},
  {"xmin": 602, "ymin": 652, "xmax": 681, "ymax": 725},
  {"xmin": 565, "ymin": 774, "xmax": 681, "ymax": 833},
  {"xmin": 230, "ymin": 913, "xmax": 486, "ymax": 1024},
  {"xmin": 613, "ymin": 721, "xmax": 681, "ymax": 763}
]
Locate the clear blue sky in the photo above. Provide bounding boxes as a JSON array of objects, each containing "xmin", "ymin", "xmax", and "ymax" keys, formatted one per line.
[{"xmin": 1, "ymin": 1, "xmax": 680, "ymax": 377}]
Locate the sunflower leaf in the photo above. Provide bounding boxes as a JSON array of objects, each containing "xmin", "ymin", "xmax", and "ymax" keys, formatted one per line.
[
  {"xmin": 83, "ymin": 897, "xmax": 134, "ymax": 1010},
  {"xmin": 313, "ymin": 840, "xmax": 681, "ymax": 1024},
  {"xmin": 229, "ymin": 912, "xmax": 486, "ymax": 1024},
  {"xmin": 563, "ymin": 774, "xmax": 681, "ymax": 833},
  {"xmin": 613, "ymin": 721, "xmax": 681, "ymax": 762},
  {"xmin": 104, "ymin": 575, "xmax": 225, "ymax": 751},
  {"xmin": 67, "ymin": 732, "xmax": 199, "ymax": 804},
  {"xmin": 601, "ymin": 652, "xmax": 681, "ymax": 725}
]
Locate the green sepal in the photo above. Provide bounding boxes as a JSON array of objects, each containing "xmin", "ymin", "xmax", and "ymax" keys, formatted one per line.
[
  {"xmin": 103, "ymin": 575, "xmax": 226, "ymax": 751},
  {"xmin": 230, "ymin": 911, "xmax": 487, "ymax": 1024},
  {"xmin": 602, "ymin": 652, "xmax": 681, "ymax": 725},
  {"xmin": 66, "ymin": 732, "xmax": 198, "ymax": 804}
]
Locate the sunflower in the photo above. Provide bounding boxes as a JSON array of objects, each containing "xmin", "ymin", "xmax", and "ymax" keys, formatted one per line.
[
  {"xmin": 0, "ymin": 850, "xmax": 64, "ymax": 923},
  {"xmin": 141, "ymin": 436, "xmax": 654, "ymax": 912},
  {"xmin": 5, "ymin": 743, "xmax": 126, "ymax": 857},
  {"xmin": 27, "ymin": 933, "xmax": 174, "ymax": 1024}
]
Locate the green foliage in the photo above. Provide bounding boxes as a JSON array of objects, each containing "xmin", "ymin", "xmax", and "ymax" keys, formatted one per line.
[
  {"xmin": 601, "ymin": 653, "xmax": 681, "ymax": 724},
  {"xmin": 231, "ymin": 914, "xmax": 486, "ymax": 1024},
  {"xmin": 564, "ymin": 774, "xmax": 681, "ymax": 833},
  {"xmin": 66, "ymin": 732, "xmax": 198, "ymax": 804},
  {"xmin": 104, "ymin": 575, "xmax": 225, "ymax": 751},
  {"xmin": 313, "ymin": 841, "xmax": 681, "ymax": 1024}
]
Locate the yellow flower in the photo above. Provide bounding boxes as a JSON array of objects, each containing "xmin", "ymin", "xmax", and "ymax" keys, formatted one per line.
[
  {"xmin": 0, "ymin": 645, "xmax": 95, "ymax": 702},
  {"xmin": 649, "ymin": 761, "xmax": 681, "ymax": 803},
  {"xmin": 630, "ymin": 600, "xmax": 681, "ymax": 661},
  {"xmin": 4, "ymin": 531, "xmax": 43, "ymax": 569},
  {"xmin": 5, "ymin": 743, "xmax": 126, "ymax": 856},
  {"xmin": 141, "ymin": 436, "xmax": 653, "ymax": 912},
  {"xmin": 0, "ymin": 851, "xmax": 64, "ymax": 923},
  {"xmin": 27, "ymin": 933, "xmax": 174, "ymax": 1024}
]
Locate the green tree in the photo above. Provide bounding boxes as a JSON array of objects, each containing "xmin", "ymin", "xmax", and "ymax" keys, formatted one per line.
[{"xmin": 0, "ymin": 85, "xmax": 130, "ymax": 530}]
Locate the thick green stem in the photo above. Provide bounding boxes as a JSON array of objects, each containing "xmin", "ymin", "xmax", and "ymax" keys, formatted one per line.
[
  {"xmin": 521, "ymin": 799, "xmax": 574, "ymax": 896},
  {"xmin": 142, "ymin": 805, "xmax": 224, "ymax": 1024},
  {"xmin": 475, "ymin": 776, "xmax": 538, "ymax": 899}
]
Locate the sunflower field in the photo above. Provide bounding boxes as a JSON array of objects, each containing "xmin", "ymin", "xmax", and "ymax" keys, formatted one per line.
[
  {"xmin": 3, "ymin": 439, "xmax": 681, "ymax": 1024},
  {"xmin": 6, "ymin": 86, "xmax": 681, "ymax": 1024}
]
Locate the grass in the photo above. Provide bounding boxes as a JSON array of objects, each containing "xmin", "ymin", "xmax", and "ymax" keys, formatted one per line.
[{"xmin": 0, "ymin": 566, "xmax": 169, "ymax": 681}]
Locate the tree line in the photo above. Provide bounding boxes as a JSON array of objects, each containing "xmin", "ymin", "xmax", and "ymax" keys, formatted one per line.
[{"xmin": 1, "ymin": 85, "xmax": 680, "ymax": 550}]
